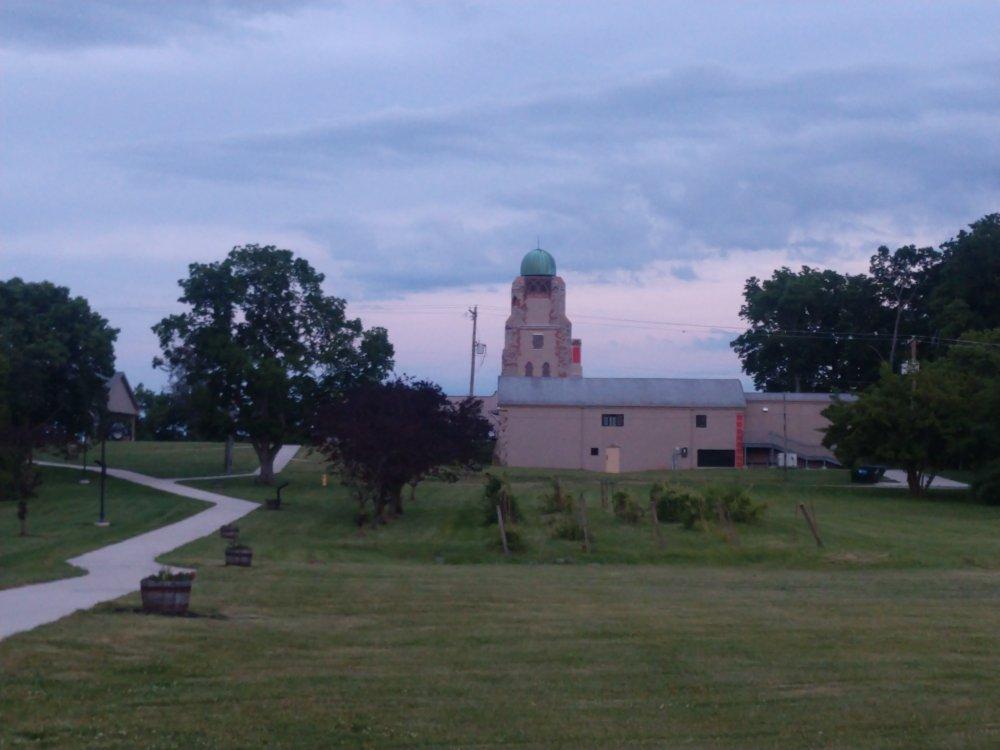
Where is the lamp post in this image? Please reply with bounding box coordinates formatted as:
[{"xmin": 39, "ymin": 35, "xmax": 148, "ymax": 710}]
[
  {"xmin": 94, "ymin": 414, "xmax": 109, "ymax": 527},
  {"xmin": 79, "ymin": 434, "xmax": 91, "ymax": 485}
]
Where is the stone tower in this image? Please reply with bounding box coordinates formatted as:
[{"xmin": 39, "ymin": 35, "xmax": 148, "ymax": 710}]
[{"xmin": 501, "ymin": 247, "xmax": 582, "ymax": 378}]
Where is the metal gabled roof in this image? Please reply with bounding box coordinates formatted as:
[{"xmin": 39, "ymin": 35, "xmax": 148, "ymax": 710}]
[{"xmin": 498, "ymin": 376, "xmax": 746, "ymax": 408}]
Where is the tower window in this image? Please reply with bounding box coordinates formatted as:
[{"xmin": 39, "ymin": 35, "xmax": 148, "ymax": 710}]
[
  {"xmin": 601, "ymin": 414, "xmax": 624, "ymax": 427},
  {"xmin": 542, "ymin": 362, "xmax": 551, "ymax": 377},
  {"xmin": 696, "ymin": 414, "xmax": 707, "ymax": 428},
  {"xmin": 532, "ymin": 334, "xmax": 544, "ymax": 349},
  {"xmin": 590, "ymin": 447, "xmax": 599, "ymax": 456},
  {"xmin": 524, "ymin": 362, "xmax": 534, "ymax": 377}
]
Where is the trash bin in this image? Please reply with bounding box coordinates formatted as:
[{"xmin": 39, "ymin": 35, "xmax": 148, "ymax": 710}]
[{"xmin": 851, "ymin": 465, "xmax": 886, "ymax": 484}]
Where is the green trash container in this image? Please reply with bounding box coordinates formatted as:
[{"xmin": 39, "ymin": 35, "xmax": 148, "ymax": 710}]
[{"xmin": 851, "ymin": 465, "xmax": 886, "ymax": 484}]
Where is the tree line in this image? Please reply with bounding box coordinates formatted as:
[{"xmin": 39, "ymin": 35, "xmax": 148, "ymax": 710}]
[
  {"xmin": 1, "ymin": 245, "xmax": 493, "ymax": 526},
  {"xmin": 732, "ymin": 213, "xmax": 1000, "ymax": 391}
]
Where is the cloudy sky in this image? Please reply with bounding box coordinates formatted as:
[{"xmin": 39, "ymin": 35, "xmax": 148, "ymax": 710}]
[{"xmin": 2, "ymin": 1, "xmax": 998, "ymax": 394}]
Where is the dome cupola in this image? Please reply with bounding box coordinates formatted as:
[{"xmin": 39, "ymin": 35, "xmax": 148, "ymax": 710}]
[{"xmin": 520, "ymin": 247, "xmax": 556, "ymax": 277}]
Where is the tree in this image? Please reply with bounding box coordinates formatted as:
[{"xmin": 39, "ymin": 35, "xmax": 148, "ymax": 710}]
[
  {"xmin": 868, "ymin": 244, "xmax": 940, "ymax": 371},
  {"xmin": 731, "ymin": 266, "xmax": 890, "ymax": 391},
  {"xmin": 154, "ymin": 245, "xmax": 393, "ymax": 483},
  {"xmin": 822, "ymin": 364, "xmax": 966, "ymax": 495},
  {"xmin": 134, "ymin": 383, "xmax": 193, "ymax": 441},
  {"xmin": 930, "ymin": 214, "xmax": 1000, "ymax": 338},
  {"xmin": 0, "ymin": 278, "xmax": 118, "ymax": 506},
  {"xmin": 314, "ymin": 378, "xmax": 492, "ymax": 523},
  {"xmin": 931, "ymin": 329, "xmax": 1000, "ymax": 483}
]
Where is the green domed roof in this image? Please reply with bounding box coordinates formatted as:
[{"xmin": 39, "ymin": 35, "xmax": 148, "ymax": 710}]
[{"xmin": 520, "ymin": 247, "xmax": 556, "ymax": 277}]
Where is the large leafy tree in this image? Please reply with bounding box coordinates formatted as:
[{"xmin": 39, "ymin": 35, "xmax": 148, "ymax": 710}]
[
  {"xmin": 731, "ymin": 266, "xmax": 890, "ymax": 392},
  {"xmin": 0, "ymin": 278, "xmax": 117, "ymax": 501},
  {"xmin": 822, "ymin": 364, "xmax": 966, "ymax": 495},
  {"xmin": 314, "ymin": 378, "xmax": 492, "ymax": 523},
  {"xmin": 931, "ymin": 329, "xmax": 1000, "ymax": 496},
  {"xmin": 930, "ymin": 214, "xmax": 1000, "ymax": 338},
  {"xmin": 868, "ymin": 244, "xmax": 940, "ymax": 370},
  {"xmin": 154, "ymin": 245, "xmax": 393, "ymax": 483}
]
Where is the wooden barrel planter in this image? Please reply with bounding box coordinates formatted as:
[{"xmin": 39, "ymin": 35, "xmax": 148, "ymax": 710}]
[
  {"xmin": 225, "ymin": 545, "xmax": 253, "ymax": 567},
  {"xmin": 140, "ymin": 573, "xmax": 195, "ymax": 615},
  {"xmin": 219, "ymin": 524, "xmax": 239, "ymax": 540}
]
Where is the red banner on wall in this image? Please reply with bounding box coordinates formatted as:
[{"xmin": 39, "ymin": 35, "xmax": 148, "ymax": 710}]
[{"xmin": 735, "ymin": 413, "xmax": 745, "ymax": 468}]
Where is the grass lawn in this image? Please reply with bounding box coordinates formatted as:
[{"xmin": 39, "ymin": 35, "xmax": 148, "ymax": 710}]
[
  {"xmin": 1, "ymin": 446, "xmax": 998, "ymax": 747},
  {"xmin": 39, "ymin": 440, "xmax": 261, "ymax": 478},
  {"xmin": 0, "ymin": 467, "xmax": 208, "ymax": 590}
]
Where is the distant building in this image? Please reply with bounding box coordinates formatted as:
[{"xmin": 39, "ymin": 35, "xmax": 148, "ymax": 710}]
[
  {"xmin": 105, "ymin": 371, "xmax": 139, "ymax": 441},
  {"xmin": 490, "ymin": 248, "xmax": 847, "ymax": 472}
]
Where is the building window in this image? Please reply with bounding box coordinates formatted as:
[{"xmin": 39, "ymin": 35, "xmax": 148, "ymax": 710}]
[
  {"xmin": 696, "ymin": 414, "xmax": 707, "ymax": 428},
  {"xmin": 524, "ymin": 362, "xmax": 534, "ymax": 377},
  {"xmin": 697, "ymin": 449, "xmax": 735, "ymax": 467},
  {"xmin": 542, "ymin": 362, "xmax": 551, "ymax": 377},
  {"xmin": 532, "ymin": 334, "xmax": 544, "ymax": 349},
  {"xmin": 601, "ymin": 413, "xmax": 624, "ymax": 427},
  {"xmin": 590, "ymin": 447, "xmax": 599, "ymax": 456}
]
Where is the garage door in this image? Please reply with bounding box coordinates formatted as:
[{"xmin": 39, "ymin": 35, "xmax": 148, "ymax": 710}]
[{"xmin": 697, "ymin": 449, "xmax": 736, "ymax": 468}]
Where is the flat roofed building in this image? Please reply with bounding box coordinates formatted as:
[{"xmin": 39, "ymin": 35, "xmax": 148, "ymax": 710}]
[{"xmin": 489, "ymin": 247, "xmax": 851, "ymax": 472}]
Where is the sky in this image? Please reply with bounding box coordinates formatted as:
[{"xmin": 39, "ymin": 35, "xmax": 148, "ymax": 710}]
[{"xmin": 2, "ymin": 1, "xmax": 998, "ymax": 394}]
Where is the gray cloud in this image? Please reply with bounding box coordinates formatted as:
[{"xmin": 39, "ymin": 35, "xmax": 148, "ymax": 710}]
[{"xmin": 0, "ymin": 0, "xmax": 319, "ymax": 49}]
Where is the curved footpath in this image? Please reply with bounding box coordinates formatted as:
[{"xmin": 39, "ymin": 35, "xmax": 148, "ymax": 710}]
[{"xmin": 0, "ymin": 445, "xmax": 299, "ymax": 642}]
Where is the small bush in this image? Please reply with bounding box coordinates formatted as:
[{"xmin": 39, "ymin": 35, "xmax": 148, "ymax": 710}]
[
  {"xmin": 482, "ymin": 473, "xmax": 521, "ymax": 525},
  {"xmin": 612, "ymin": 490, "xmax": 643, "ymax": 524},
  {"xmin": 972, "ymin": 460, "xmax": 1000, "ymax": 505},
  {"xmin": 702, "ymin": 484, "xmax": 767, "ymax": 524},
  {"xmin": 678, "ymin": 495, "xmax": 709, "ymax": 530},
  {"xmin": 538, "ymin": 477, "xmax": 571, "ymax": 515},
  {"xmin": 549, "ymin": 514, "xmax": 590, "ymax": 542},
  {"xmin": 650, "ymin": 482, "xmax": 702, "ymax": 524}
]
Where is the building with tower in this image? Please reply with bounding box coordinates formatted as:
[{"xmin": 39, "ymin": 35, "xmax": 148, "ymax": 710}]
[
  {"xmin": 492, "ymin": 247, "xmax": 848, "ymax": 473},
  {"xmin": 501, "ymin": 247, "xmax": 582, "ymax": 379}
]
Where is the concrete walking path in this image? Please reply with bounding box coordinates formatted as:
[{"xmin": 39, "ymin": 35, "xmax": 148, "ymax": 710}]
[
  {"xmin": 171, "ymin": 443, "xmax": 302, "ymax": 481},
  {"xmin": 877, "ymin": 469, "xmax": 969, "ymax": 490},
  {"xmin": 0, "ymin": 445, "xmax": 300, "ymax": 642}
]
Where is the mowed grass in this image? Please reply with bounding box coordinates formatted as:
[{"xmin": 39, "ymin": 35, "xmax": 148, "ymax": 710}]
[
  {"xmin": 39, "ymin": 440, "xmax": 260, "ymax": 478},
  {"xmin": 2, "ymin": 564, "xmax": 998, "ymax": 748},
  {"xmin": 2, "ymin": 445, "xmax": 999, "ymax": 747},
  {"xmin": 179, "ymin": 453, "xmax": 1000, "ymax": 570},
  {"xmin": 0, "ymin": 467, "xmax": 208, "ymax": 590}
]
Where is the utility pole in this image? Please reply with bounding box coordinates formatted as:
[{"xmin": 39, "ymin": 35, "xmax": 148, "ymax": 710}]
[
  {"xmin": 782, "ymin": 390, "xmax": 789, "ymax": 480},
  {"xmin": 468, "ymin": 305, "xmax": 478, "ymax": 397}
]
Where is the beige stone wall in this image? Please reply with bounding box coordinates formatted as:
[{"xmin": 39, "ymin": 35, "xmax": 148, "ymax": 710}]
[
  {"xmin": 499, "ymin": 405, "xmax": 742, "ymax": 471},
  {"xmin": 501, "ymin": 275, "xmax": 578, "ymax": 378}
]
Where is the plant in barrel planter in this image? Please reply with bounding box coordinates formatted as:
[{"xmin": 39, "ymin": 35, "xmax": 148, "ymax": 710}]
[
  {"xmin": 219, "ymin": 523, "xmax": 239, "ymax": 540},
  {"xmin": 140, "ymin": 569, "xmax": 195, "ymax": 615},
  {"xmin": 224, "ymin": 541, "xmax": 253, "ymax": 567}
]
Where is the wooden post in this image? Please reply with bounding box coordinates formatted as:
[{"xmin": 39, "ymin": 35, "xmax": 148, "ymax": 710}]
[
  {"xmin": 600, "ymin": 480, "xmax": 609, "ymax": 510},
  {"xmin": 715, "ymin": 502, "xmax": 739, "ymax": 546},
  {"xmin": 649, "ymin": 498, "xmax": 665, "ymax": 549},
  {"xmin": 578, "ymin": 493, "xmax": 591, "ymax": 553},
  {"xmin": 496, "ymin": 505, "xmax": 510, "ymax": 556},
  {"xmin": 797, "ymin": 503, "xmax": 823, "ymax": 547}
]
